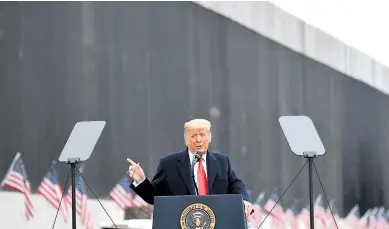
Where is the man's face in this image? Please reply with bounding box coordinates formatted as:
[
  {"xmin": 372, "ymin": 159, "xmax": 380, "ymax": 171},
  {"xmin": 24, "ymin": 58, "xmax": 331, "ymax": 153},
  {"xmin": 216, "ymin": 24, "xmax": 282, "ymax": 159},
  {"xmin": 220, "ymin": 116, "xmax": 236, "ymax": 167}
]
[{"xmin": 184, "ymin": 127, "xmax": 211, "ymax": 153}]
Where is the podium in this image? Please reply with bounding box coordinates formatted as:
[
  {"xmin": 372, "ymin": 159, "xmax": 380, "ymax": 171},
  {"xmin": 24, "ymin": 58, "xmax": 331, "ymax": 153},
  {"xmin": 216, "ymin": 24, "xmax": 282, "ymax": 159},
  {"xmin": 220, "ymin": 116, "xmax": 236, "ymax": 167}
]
[{"xmin": 152, "ymin": 194, "xmax": 247, "ymax": 229}]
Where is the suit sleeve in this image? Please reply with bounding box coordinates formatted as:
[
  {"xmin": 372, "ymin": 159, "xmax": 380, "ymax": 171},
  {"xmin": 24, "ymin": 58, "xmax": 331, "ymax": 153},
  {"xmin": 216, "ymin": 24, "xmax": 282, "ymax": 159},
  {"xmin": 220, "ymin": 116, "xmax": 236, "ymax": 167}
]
[
  {"xmin": 130, "ymin": 159, "xmax": 168, "ymax": 205},
  {"xmin": 227, "ymin": 156, "xmax": 251, "ymax": 202}
]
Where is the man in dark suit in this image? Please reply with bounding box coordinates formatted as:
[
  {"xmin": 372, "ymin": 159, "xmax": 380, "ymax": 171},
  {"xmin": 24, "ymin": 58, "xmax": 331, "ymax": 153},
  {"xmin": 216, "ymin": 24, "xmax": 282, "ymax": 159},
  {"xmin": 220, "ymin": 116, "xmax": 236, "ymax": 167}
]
[{"xmin": 127, "ymin": 118, "xmax": 253, "ymax": 217}]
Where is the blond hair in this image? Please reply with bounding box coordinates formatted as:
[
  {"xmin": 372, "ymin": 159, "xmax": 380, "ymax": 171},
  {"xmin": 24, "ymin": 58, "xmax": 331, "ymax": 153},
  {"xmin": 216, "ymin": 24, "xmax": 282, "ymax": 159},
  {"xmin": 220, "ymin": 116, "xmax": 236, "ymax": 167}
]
[{"xmin": 184, "ymin": 119, "xmax": 211, "ymax": 134}]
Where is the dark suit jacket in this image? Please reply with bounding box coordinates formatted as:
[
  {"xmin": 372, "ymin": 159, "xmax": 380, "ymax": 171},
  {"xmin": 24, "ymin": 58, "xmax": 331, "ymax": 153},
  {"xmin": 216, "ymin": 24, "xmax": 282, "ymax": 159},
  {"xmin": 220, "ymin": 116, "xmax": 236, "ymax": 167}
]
[{"xmin": 130, "ymin": 149, "xmax": 250, "ymax": 205}]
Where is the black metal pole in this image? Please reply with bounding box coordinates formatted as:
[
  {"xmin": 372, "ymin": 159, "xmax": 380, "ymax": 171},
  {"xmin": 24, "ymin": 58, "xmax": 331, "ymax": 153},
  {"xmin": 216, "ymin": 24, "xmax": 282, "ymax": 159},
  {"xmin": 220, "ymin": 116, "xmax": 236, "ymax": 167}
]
[
  {"xmin": 308, "ymin": 158, "xmax": 314, "ymax": 229},
  {"xmin": 71, "ymin": 163, "xmax": 76, "ymax": 229}
]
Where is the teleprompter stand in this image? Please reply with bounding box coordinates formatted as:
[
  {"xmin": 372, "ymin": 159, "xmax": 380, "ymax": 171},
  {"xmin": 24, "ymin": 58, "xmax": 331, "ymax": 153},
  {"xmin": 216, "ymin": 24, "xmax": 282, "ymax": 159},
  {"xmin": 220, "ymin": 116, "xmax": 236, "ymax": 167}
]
[
  {"xmin": 51, "ymin": 121, "xmax": 112, "ymax": 229},
  {"xmin": 67, "ymin": 158, "xmax": 80, "ymax": 229},
  {"xmin": 258, "ymin": 116, "xmax": 338, "ymax": 229},
  {"xmin": 304, "ymin": 151, "xmax": 318, "ymax": 229}
]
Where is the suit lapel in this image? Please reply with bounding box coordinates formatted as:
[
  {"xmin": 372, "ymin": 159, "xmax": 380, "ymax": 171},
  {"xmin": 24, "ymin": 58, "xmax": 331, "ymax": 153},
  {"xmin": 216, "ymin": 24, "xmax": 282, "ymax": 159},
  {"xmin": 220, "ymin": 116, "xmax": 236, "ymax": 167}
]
[
  {"xmin": 176, "ymin": 150, "xmax": 195, "ymax": 195},
  {"xmin": 206, "ymin": 151, "xmax": 218, "ymax": 194}
]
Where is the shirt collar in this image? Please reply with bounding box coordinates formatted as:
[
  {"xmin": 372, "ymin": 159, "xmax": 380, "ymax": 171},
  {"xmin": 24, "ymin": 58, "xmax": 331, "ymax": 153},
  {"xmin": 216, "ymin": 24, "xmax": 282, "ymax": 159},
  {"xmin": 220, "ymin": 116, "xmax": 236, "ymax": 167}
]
[{"xmin": 188, "ymin": 149, "xmax": 206, "ymax": 164}]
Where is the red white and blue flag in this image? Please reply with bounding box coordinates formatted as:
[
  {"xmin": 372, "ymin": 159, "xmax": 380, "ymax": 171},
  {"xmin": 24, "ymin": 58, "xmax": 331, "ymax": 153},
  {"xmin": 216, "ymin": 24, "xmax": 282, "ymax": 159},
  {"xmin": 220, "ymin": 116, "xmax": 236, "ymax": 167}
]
[
  {"xmin": 0, "ymin": 152, "xmax": 34, "ymax": 220},
  {"xmin": 37, "ymin": 162, "xmax": 68, "ymax": 222},
  {"xmin": 264, "ymin": 191, "xmax": 284, "ymax": 229},
  {"xmin": 109, "ymin": 175, "xmax": 135, "ymax": 209}
]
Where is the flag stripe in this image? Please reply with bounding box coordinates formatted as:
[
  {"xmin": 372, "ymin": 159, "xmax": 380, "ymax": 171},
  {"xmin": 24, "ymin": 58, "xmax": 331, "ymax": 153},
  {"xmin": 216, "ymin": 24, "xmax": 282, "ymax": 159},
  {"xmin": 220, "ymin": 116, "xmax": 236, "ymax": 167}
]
[{"xmin": 37, "ymin": 163, "xmax": 68, "ymax": 222}]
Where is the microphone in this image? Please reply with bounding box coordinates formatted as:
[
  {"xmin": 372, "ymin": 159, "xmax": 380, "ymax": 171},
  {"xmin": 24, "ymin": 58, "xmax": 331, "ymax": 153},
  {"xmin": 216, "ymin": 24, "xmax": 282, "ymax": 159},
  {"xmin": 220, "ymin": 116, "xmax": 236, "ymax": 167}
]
[
  {"xmin": 191, "ymin": 152, "xmax": 201, "ymax": 195},
  {"xmin": 193, "ymin": 152, "xmax": 201, "ymax": 164}
]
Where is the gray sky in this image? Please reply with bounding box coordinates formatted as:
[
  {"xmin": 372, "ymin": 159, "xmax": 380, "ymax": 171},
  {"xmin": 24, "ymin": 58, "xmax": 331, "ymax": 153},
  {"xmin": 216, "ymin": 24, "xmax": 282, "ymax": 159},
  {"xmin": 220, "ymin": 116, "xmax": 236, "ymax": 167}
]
[{"xmin": 270, "ymin": 0, "xmax": 389, "ymax": 67}]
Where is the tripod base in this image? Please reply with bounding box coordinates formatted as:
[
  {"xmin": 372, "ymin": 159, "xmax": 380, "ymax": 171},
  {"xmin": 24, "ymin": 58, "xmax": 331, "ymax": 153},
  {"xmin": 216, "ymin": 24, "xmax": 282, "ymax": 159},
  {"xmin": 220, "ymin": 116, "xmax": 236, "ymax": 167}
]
[{"xmin": 256, "ymin": 151, "xmax": 339, "ymax": 229}]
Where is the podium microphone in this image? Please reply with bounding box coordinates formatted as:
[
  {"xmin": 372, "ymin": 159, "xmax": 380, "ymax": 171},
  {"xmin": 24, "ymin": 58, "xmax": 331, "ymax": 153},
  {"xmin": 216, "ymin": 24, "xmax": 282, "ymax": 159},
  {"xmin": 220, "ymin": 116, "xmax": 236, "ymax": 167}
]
[{"xmin": 191, "ymin": 152, "xmax": 201, "ymax": 195}]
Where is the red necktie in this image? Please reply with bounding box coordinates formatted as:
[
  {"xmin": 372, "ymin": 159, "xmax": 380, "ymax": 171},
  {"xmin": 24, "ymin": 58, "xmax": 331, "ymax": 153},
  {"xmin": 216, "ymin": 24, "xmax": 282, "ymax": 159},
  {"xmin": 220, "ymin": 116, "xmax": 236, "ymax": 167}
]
[{"xmin": 197, "ymin": 158, "xmax": 208, "ymax": 195}]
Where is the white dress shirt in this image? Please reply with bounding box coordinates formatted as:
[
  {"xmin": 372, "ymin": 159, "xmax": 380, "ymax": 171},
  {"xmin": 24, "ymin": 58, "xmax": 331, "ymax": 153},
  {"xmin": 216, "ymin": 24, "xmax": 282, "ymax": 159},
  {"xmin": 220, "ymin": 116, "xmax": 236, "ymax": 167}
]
[{"xmin": 132, "ymin": 150, "xmax": 208, "ymax": 188}]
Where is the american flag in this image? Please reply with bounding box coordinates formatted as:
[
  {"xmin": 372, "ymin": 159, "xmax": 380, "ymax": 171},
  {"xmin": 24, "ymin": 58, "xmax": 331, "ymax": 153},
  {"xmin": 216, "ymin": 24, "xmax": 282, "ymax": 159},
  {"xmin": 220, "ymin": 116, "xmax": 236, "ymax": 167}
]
[
  {"xmin": 285, "ymin": 201, "xmax": 299, "ymax": 229},
  {"xmin": 254, "ymin": 191, "xmax": 266, "ymax": 209},
  {"xmin": 385, "ymin": 209, "xmax": 389, "ymax": 221},
  {"xmin": 66, "ymin": 170, "xmax": 92, "ymax": 229},
  {"xmin": 247, "ymin": 191, "xmax": 266, "ymax": 227},
  {"xmin": 129, "ymin": 186, "xmax": 153, "ymax": 216},
  {"xmin": 37, "ymin": 162, "xmax": 68, "ymax": 222},
  {"xmin": 368, "ymin": 208, "xmax": 379, "ymax": 229},
  {"xmin": 345, "ymin": 205, "xmax": 360, "ymax": 227},
  {"xmin": 264, "ymin": 191, "xmax": 284, "ymax": 229},
  {"xmin": 356, "ymin": 209, "xmax": 370, "ymax": 229},
  {"xmin": 346, "ymin": 205, "xmax": 372, "ymax": 229},
  {"xmin": 0, "ymin": 152, "xmax": 34, "ymax": 220},
  {"xmin": 313, "ymin": 195, "xmax": 327, "ymax": 228},
  {"xmin": 297, "ymin": 204, "xmax": 310, "ymax": 229},
  {"xmin": 327, "ymin": 200, "xmax": 340, "ymax": 229},
  {"xmin": 375, "ymin": 207, "xmax": 389, "ymax": 229},
  {"xmin": 131, "ymin": 188, "xmax": 148, "ymax": 207},
  {"xmin": 109, "ymin": 175, "xmax": 134, "ymax": 209}
]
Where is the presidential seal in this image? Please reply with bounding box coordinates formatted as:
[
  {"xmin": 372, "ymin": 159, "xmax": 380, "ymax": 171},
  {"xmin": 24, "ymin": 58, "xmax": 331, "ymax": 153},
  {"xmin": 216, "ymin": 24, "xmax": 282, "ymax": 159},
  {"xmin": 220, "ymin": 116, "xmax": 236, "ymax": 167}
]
[{"xmin": 180, "ymin": 203, "xmax": 216, "ymax": 229}]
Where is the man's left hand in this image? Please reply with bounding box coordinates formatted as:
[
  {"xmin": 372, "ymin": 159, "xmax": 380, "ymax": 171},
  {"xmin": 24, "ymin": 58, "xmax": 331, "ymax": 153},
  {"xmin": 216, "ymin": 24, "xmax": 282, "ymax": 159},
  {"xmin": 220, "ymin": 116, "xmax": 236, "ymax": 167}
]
[{"xmin": 243, "ymin": 200, "xmax": 253, "ymax": 218}]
